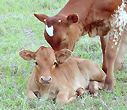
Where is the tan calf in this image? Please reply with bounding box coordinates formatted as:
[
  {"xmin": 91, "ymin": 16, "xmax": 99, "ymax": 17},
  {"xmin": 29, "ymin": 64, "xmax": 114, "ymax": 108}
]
[{"xmin": 19, "ymin": 46, "xmax": 106, "ymax": 105}]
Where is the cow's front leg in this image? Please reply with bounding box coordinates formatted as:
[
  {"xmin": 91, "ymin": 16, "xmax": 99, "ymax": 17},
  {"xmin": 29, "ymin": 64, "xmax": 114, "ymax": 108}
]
[
  {"xmin": 100, "ymin": 36, "xmax": 108, "ymax": 73},
  {"xmin": 114, "ymin": 24, "xmax": 127, "ymax": 72},
  {"xmin": 105, "ymin": 28, "xmax": 121, "ymax": 90}
]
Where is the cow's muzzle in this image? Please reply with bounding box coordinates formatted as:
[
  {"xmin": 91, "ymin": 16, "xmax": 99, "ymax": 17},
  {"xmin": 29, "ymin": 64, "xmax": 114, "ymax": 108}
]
[{"xmin": 39, "ymin": 76, "xmax": 52, "ymax": 85}]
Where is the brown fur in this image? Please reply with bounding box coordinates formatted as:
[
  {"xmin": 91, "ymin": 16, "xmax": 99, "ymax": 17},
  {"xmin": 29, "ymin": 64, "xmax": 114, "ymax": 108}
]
[
  {"xmin": 19, "ymin": 46, "xmax": 106, "ymax": 105},
  {"xmin": 34, "ymin": 0, "xmax": 127, "ymax": 90}
]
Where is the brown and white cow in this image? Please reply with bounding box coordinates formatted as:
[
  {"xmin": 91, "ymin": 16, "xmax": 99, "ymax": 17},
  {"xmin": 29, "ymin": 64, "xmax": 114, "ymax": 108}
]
[
  {"xmin": 34, "ymin": 0, "xmax": 127, "ymax": 90},
  {"xmin": 19, "ymin": 46, "xmax": 106, "ymax": 105}
]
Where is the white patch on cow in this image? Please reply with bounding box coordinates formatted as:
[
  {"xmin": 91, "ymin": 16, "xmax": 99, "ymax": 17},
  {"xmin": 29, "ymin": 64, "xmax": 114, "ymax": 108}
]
[
  {"xmin": 44, "ymin": 19, "xmax": 46, "ymax": 22},
  {"xmin": 111, "ymin": 1, "xmax": 127, "ymax": 35},
  {"xmin": 58, "ymin": 20, "xmax": 61, "ymax": 22},
  {"xmin": 115, "ymin": 42, "xmax": 117, "ymax": 45},
  {"xmin": 112, "ymin": 39, "xmax": 116, "ymax": 42},
  {"xmin": 107, "ymin": 1, "xmax": 127, "ymax": 47},
  {"xmin": 45, "ymin": 25, "xmax": 54, "ymax": 37},
  {"xmin": 112, "ymin": 39, "xmax": 118, "ymax": 45}
]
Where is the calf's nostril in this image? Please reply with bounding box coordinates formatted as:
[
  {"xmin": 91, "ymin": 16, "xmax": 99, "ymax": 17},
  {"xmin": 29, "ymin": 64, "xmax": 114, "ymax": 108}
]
[
  {"xmin": 48, "ymin": 77, "xmax": 51, "ymax": 81},
  {"xmin": 41, "ymin": 77, "xmax": 51, "ymax": 82},
  {"xmin": 41, "ymin": 78, "xmax": 44, "ymax": 81}
]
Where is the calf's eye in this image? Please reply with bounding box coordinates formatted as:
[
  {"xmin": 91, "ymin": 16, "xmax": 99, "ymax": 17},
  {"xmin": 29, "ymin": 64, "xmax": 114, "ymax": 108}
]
[
  {"xmin": 53, "ymin": 60, "xmax": 58, "ymax": 66},
  {"xmin": 35, "ymin": 62, "xmax": 38, "ymax": 65}
]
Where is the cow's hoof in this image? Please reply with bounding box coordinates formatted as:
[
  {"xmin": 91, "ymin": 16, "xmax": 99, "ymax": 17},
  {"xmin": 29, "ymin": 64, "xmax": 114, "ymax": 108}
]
[
  {"xmin": 104, "ymin": 84, "xmax": 113, "ymax": 90},
  {"xmin": 104, "ymin": 77, "xmax": 115, "ymax": 90}
]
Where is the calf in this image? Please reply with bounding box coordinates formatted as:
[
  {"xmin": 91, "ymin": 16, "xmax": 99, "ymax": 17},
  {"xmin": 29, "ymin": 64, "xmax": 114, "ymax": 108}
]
[
  {"xmin": 19, "ymin": 46, "xmax": 106, "ymax": 105},
  {"xmin": 34, "ymin": 0, "xmax": 127, "ymax": 90}
]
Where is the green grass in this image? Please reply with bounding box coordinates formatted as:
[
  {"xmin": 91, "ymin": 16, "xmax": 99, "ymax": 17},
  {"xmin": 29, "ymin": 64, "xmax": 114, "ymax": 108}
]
[{"xmin": 0, "ymin": 0, "xmax": 127, "ymax": 109}]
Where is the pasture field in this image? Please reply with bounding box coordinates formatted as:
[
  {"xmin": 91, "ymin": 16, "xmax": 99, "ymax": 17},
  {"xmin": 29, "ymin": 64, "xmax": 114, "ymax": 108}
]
[{"xmin": 0, "ymin": 0, "xmax": 127, "ymax": 109}]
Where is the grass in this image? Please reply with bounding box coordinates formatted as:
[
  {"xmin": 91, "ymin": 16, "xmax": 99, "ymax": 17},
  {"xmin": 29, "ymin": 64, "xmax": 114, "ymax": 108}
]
[{"xmin": 0, "ymin": 0, "xmax": 127, "ymax": 109}]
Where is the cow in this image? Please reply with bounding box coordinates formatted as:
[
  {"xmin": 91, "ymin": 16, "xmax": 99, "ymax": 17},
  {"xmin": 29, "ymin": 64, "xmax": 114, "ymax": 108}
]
[
  {"xmin": 19, "ymin": 46, "xmax": 106, "ymax": 105},
  {"xmin": 33, "ymin": 0, "xmax": 127, "ymax": 90}
]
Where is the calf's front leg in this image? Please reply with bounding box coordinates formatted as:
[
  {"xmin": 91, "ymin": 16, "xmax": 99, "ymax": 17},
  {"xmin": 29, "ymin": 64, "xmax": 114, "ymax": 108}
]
[
  {"xmin": 55, "ymin": 89, "xmax": 77, "ymax": 105},
  {"xmin": 88, "ymin": 81, "xmax": 104, "ymax": 96},
  {"xmin": 26, "ymin": 89, "xmax": 37, "ymax": 99}
]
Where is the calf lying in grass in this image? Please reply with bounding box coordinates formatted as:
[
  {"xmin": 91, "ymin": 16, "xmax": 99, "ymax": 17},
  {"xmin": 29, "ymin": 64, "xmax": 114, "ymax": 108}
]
[{"xmin": 19, "ymin": 46, "xmax": 106, "ymax": 105}]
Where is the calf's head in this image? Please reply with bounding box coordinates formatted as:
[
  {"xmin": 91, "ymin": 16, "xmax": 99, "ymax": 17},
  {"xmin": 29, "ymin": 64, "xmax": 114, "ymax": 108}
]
[
  {"xmin": 34, "ymin": 13, "xmax": 80, "ymax": 51},
  {"xmin": 19, "ymin": 46, "xmax": 71, "ymax": 85}
]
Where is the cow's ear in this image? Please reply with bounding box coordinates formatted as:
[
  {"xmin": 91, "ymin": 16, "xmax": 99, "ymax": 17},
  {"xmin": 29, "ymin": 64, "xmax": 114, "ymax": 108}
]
[
  {"xmin": 55, "ymin": 49, "xmax": 72, "ymax": 64},
  {"xmin": 19, "ymin": 50, "xmax": 35, "ymax": 61},
  {"xmin": 34, "ymin": 13, "xmax": 49, "ymax": 24},
  {"xmin": 67, "ymin": 13, "xmax": 79, "ymax": 25}
]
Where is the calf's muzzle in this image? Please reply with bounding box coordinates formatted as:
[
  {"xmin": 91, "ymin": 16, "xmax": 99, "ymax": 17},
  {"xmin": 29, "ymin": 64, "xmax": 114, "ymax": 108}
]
[{"xmin": 39, "ymin": 76, "xmax": 52, "ymax": 85}]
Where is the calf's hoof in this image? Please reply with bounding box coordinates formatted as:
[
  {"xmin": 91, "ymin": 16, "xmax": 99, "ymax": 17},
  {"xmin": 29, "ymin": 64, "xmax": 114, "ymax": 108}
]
[{"xmin": 76, "ymin": 87, "xmax": 88, "ymax": 98}]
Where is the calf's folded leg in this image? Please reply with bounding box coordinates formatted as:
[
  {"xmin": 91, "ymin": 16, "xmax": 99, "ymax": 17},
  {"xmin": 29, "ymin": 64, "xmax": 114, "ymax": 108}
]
[
  {"xmin": 88, "ymin": 81, "xmax": 104, "ymax": 96},
  {"xmin": 26, "ymin": 89, "xmax": 37, "ymax": 99},
  {"xmin": 55, "ymin": 89, "xmax": 77, "ymax": 105}
]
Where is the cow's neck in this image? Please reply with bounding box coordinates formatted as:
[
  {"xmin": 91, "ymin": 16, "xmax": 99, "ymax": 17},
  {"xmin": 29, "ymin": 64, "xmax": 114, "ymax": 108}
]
[
  {"xmin": 58, "ymin": 0, "xmax": 94, "ymax": 36},
  {"xmin": 58, "ymin": 0, "xmax": 122, "ymax": 37}
]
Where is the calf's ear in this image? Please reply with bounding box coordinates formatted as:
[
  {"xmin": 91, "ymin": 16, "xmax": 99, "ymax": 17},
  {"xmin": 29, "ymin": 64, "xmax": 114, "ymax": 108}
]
[
  {"xmin": 34, "ymin": 13, "xmax": 49, "ymax": 24},
  {"xmin": 55, "ymin": 49, "xmax": 72, "ymax": 64},
  {"xmin": 19, "ymin": 50, "xmax": 35, "ymax": 61},
  {"xmin": 67, "ymin": 13, "xmax": 79, "ymax": 25}
]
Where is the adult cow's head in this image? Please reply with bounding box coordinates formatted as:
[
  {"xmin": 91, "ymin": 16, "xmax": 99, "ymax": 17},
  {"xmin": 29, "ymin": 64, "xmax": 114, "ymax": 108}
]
[
  {"xmin": 34, "ymin": 13, "xmax": 80, "ymax": 51},
  {"xmin": 19, "ymin": 46, "xmax": 72, "ymax": 85}
]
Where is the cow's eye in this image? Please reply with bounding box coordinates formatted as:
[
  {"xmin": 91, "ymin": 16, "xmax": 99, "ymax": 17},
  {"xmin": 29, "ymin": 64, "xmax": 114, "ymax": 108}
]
[
  {"xmin": 62, "ymin": 38, "xmax": 66, "ymax": 42},
  {"xmin": 35, "ymin": 62, "xmax": 38, "ymax": 65},
  {"xmin": 61, "ymin": 37, "xmax": 66, "ymax": 44}
]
